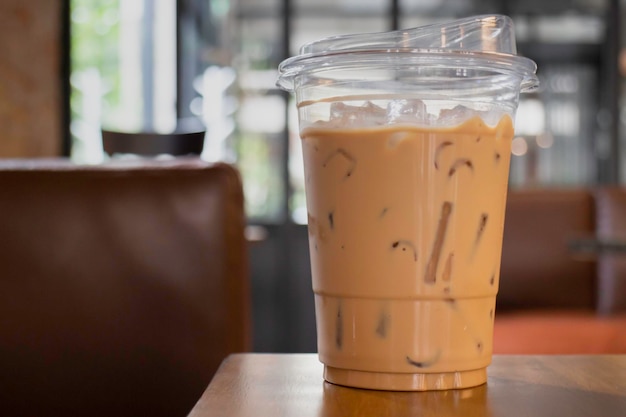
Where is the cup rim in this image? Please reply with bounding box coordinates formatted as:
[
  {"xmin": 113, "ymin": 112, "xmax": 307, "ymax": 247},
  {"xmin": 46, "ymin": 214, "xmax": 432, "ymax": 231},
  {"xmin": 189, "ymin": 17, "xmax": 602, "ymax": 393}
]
[
  {"xmin": 277, "ymin": 49, "xmax": 539, "ymax": 93},
  {"xmin": 276, "ymin": 15, "xmax": 539, "ymax": 94}
]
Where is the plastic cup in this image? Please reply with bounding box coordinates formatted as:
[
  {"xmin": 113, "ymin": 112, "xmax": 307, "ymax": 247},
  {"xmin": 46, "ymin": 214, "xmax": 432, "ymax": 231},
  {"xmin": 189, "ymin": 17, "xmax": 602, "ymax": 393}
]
[{"xmin": 277, "ymin": 15, "xmax": 538, "ymax": 391}]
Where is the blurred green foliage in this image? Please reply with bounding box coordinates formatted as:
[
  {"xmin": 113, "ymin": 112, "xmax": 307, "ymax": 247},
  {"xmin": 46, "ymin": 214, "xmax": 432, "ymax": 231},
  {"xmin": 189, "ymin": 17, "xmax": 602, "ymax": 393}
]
[{"xmin": 70, "ymin": 0, "xmax": 121, "ymax": 123}]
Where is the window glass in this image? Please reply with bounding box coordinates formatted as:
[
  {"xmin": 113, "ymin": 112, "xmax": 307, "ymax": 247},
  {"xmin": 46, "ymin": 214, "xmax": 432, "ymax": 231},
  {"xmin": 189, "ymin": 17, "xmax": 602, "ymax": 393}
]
[
  {"xmin": 511, "ymin": 66, "xmax": 596, "ymax": 187},
  {"xmin": 70, "ymin": 0, "xmax": 176, "ymax": 163},
  {"xmin": 234, "ymin": 0, "xmax": 286, "ymax": 221}
]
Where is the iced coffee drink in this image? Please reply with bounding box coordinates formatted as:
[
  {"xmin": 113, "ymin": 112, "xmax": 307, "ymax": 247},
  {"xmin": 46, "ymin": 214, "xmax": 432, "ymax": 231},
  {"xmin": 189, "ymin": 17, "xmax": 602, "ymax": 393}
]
[
  {"xmin": 302, "ymin": 99, "xmax": 513, "ymax": 389},
  {"xmin": 278, "ymin": 15, "xmax": 538, "ymax": 390}
]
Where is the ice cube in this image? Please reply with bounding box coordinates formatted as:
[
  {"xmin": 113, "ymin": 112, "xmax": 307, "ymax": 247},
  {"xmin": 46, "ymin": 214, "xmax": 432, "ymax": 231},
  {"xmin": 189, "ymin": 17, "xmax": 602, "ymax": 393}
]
[
  {"xmin": 387, "ymin": 132, "xmax": 409, "ymax": 148},
  {"xmin": 386, "ymin": 99, "xmax": 430, "ymax": 125},
  {"xmin": 329, "ymin": 101, "xmax": 387, "ymax": 127},
  {"xmin": 438, "ymin": 105, "xmax": 481, "ymax": 126},
  {"xmin": 329, "ymin": 102, "xmax": 350, "ymax": 121}
]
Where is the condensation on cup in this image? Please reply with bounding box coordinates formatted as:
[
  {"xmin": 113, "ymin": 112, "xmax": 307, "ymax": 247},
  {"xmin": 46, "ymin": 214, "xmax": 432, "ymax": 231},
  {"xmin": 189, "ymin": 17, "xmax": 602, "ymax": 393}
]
[{"xmin": 277, "ymin": 15, "xmax": 538, "ymax": 391}]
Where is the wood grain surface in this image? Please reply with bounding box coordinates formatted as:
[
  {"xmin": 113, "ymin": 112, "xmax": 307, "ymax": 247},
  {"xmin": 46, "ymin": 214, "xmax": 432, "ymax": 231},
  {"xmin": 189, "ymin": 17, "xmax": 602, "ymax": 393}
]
[{"xmin": 188, "ymin": 354, "xmax": 626, "ymax": 417}]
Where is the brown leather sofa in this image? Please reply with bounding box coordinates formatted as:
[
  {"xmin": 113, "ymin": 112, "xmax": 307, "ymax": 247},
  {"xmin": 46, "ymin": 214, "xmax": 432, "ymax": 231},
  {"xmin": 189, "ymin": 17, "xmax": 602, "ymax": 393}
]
[
  {"xmin": 495, "ymin": 188, "xmax": 626, "ymax": 353},
  {"xmin": 0, "ymin": 159, "xmax": 250, "ymax": 416}
]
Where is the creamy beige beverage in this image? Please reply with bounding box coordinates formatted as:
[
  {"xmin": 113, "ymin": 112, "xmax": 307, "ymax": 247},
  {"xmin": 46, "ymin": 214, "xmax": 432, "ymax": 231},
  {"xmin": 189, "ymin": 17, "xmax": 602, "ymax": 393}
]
[
  {"xmin": 301, "ymin": 109, "xmax": 514, "ymax": 390},
  {"xmin": 277, "ymin": 14, "xmax": 538, "ymax": 391}
]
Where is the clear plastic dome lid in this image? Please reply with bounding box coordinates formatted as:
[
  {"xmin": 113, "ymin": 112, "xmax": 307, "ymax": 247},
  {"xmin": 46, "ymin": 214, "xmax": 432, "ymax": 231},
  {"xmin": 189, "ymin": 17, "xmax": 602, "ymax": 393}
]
[{"xmin": 277, "ymin": 15, "xmax": 538, "ymax": 93}]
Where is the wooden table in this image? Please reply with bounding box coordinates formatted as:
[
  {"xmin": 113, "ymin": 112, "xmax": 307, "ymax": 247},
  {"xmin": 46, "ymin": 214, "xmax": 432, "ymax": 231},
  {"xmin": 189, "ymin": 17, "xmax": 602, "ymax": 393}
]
[{"xmin": 189, "ymin": 354, "xmax": 626, "ymax": 417}]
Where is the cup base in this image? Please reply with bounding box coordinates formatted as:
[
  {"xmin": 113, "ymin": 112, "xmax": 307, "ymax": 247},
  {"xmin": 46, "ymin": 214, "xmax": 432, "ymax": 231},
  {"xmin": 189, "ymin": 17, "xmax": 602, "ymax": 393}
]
[{"xmin": 324, "ymin": 365, "xmax": 487, "ymax": 391}]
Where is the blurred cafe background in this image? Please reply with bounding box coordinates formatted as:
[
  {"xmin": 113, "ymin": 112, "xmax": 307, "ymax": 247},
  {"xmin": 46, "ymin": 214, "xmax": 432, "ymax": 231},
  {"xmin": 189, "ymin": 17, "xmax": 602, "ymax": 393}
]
[{"xmin": 1, "ymin": 0, "xmax": 625, "ymax": 355}]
